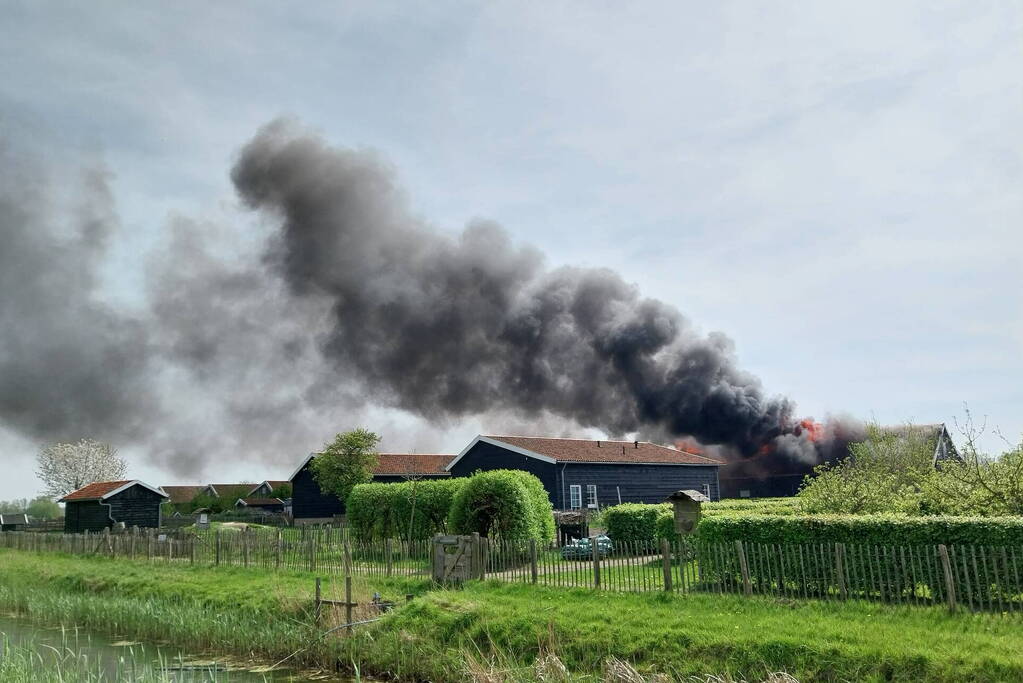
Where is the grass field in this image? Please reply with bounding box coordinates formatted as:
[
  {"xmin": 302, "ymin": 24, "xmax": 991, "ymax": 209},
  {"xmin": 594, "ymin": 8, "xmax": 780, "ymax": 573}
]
[{"xmin": 0, "ymin": 549, "xmax": 1021, "ymax": 681}]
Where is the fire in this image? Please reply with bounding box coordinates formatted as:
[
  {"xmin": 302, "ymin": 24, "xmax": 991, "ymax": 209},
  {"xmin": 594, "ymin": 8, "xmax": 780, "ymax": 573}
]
[
  {"xmin": 795, "ymin": 419, "xmax": 824, "ymax": 442},
  {"xmin": 674, "ymin": 439, "xmax": 704, "ymax": 455}
]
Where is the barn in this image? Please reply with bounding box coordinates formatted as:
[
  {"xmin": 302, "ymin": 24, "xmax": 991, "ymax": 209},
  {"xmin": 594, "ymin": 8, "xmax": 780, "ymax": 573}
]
[
  {"xmin": 235, "ymin": 497, "xmax": 286, "ymax": 513},
  {"xmin": 59, "ymin": 480, "xmax": 168, "ymax": 533},
  {"xmin": 447, "ymin": 436, "xmax": 722, "ymax": 509},
  {"xmin": 290, "ymin": 453, "xmax": 454, "ymax": 523},
  {"xmin": 718, "ymin": 422, "xmax": 961, "ymax": 499},
  {"xmin": 0, "ymin": 513, "xmax": 29, "ymax": 531}
]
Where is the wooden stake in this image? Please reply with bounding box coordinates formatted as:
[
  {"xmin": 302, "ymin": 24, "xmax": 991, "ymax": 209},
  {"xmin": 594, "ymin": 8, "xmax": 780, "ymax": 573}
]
[
  {"xmin": 529, "ymin": 539, "xmax": 538, "ymax": 584},
  {"xmin": 938, "ymin": 544, "xmax": 957, "ymax": 612},
  {"xmin": 592, "ymin": 536, "xmax": 601, "ymax": 589},
  {"xmin": 345, "ymin": 575, "xmax": 353, "ymax": 626},
  {"xmin": 661, "ymin": 538, "xmax": 673, "ymax": 592},
  {"xmin": 736, "ymin": 540, "xmax": 752, "ymax": 595},
  {"xmin": 835, "ymin": 543, "xmax": 847, "ymax": 599},
  {"xmin": 315, "ymin": 577, "xmax": 322, "ymax": 623}
]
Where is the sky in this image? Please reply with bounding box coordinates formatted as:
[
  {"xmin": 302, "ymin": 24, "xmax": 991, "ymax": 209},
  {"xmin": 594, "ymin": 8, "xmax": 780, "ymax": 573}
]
[{"xmin": 1, "ymin": 1, "xmax": 1020, "ymax": 500}]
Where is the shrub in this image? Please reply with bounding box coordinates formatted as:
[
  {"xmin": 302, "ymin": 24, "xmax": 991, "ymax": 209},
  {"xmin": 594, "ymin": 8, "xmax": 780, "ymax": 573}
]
[
  {"xmin": 347, "ymin": 479, "xmax": 465, "ymax": 541},
  {"xmin": 448, "ymin": 470, "xmax": 555, "ymax": 544},
  {"xmin": 602, "ymin": 503, "xmax": 669, "ymax": 543},
  {"xmin": 703, "ymin": 497, "xmax": 802, "ymax": 516}
]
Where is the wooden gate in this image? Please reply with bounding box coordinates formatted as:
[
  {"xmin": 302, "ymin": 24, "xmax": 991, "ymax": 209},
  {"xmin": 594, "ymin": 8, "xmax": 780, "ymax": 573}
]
[{"xmin": 432, "ymin": 533, "xmax": 484, "ymax": 584}]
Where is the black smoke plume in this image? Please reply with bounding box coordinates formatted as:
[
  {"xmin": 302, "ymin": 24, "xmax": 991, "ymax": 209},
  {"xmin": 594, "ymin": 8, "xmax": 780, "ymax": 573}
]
[{"xmin": 0, "ymin": 119, "xmax": 848, "ymax": 475}]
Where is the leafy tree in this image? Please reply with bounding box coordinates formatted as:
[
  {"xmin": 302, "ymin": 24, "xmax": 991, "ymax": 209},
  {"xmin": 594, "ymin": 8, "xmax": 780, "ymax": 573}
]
[
  {"xmin": 190, "ymin": 492, "xmax": 231, "ymax": 514},
  {"xmin": 26, "ymin": 496, "xmax": 60, "ymax": 520},
  {"xmin": 309, "ymin": 428, "xmax": 380, "ymax": 503},
  {"xmin": 0, "ymin": 498, "xmax": 29, "ymax": 514},
  {"xmin": 448, "ymin": 470, "xmax": 555, "ymax": 543},
  {"xmin": 921, "ymin": 410, "xmax": 1023, "ymax": 516},
  {"xmin": 269, "ymin": 483, "xmax": 293, "ymax": 499},
  {"xmin": 798, "ymin": 423, "xmax": 936, "ymax": 515},
  {"xmin": 36, "ymin": 439, "xmax": 127, "ymax": 498}
]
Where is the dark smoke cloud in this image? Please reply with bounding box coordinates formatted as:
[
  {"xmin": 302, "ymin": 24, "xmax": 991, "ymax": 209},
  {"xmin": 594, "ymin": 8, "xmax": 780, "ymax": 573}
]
[
  {"xmin": 231, "ymin": 120, "xmax": 803, "ymax": 456},
  {"xmin": 0, "ymin": 119, "xmax": 841, "ymax": 477},
  {"xmin": 0, "ymin": 148, "xmax": 154, "ymax": 443}
]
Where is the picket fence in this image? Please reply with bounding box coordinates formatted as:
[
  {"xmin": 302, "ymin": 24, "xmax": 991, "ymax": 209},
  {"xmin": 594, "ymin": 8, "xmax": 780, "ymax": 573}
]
[{"xmin": 2, "ymin": 528, "xmax": 1020, "ymax": 613}]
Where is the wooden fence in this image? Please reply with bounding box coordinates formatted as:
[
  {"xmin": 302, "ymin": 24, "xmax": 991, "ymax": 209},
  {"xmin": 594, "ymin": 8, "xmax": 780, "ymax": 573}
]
[{"xmin": 2, "ymin": 529, "xmax": 1020, "ymax": 613}]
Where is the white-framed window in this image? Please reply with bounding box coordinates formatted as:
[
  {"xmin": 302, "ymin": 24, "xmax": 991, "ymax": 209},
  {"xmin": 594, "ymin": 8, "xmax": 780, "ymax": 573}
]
[
  {"xmin": 586, "ymin": 485, "xmax": 598, "ymax": 508},
  {"xmin": 569, "ymin": 484, "xmax": 582, "ymax": 509}
]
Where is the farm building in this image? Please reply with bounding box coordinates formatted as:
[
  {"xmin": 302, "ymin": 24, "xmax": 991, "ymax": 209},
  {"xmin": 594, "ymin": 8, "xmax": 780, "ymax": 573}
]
[
  {"xmin": 160, "ymin": 485, "xmax": 207, "ymax": 506},
  {"xmin": 235, "ymin": 497, "xmax": 286, "ymax": 513},
  {"xmin": 290, "ymin": 453, "xmax": 455, "ymax": 523},
  {"xmin": 248, "ymin": 480, "xmax": 291, "ymax": 497},
  {"xmin": 59, "ymin": 480, "xmax": 168, "ymax": 533},
  {"xmin": 447, "ymin": 436, "xmax": 722, "ymax": 509},
  {"xmin": 718, "ymin": 422, "xmax": 961, "ymax": 499},
  {"xmin": 0, "ymin": 513, "xmax": 30, "ymax": 531}
]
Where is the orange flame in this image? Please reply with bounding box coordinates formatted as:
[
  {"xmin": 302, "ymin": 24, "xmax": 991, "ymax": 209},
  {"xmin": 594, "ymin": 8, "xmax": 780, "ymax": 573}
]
[{"xmin": 674, "ymin": 439, "xmax": 704, "ymax": 455}]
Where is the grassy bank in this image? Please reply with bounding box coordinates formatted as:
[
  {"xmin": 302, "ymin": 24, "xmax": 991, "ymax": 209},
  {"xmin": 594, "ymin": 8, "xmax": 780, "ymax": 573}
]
[{"xmin": 1, "ymin": 550, "xmax": 1021, "ymax": 681}]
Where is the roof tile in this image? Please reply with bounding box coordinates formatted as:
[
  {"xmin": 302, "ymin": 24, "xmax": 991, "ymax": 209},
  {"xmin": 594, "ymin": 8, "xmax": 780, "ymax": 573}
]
[{"xmin": 483, "ymin": 436, "xmax": 722, "ymax": 465}]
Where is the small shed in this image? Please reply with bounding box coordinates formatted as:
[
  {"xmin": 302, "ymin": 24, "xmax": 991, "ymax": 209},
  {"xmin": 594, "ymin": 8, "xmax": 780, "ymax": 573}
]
[
  {"xmin": 60, "ymin": 480, "xmax": 168, "ymax": 534},
  {"xmin": 236, "ymin": 497, "xmax": 285, "ymax": 513},
  {"xmin": 0, "ymin": 513, "xmax": 30, "ymax": 531},
  {"xmin": 666, "ymin": 489, "xmax": 710, "ymax": 535}
]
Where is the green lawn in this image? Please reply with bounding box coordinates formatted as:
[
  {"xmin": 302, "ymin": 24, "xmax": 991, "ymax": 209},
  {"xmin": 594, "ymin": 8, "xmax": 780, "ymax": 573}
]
[{"xmin": 0, "ymin": 549, "xmax": 1021, "ymax": 682}]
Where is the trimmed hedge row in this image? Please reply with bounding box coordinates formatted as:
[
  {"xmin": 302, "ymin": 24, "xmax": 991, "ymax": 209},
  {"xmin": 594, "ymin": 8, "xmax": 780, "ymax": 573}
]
[
  {"xmin": 697, "ymin": 514, "xmax": 1023, "ymax": 546},
  {"xmin": 703, "ymin": 497, "xmax": 802, "ymax": 516},
  {"xmin": 448, "ymin": 470, "xmax": 556, "ymax": 544},
  {"xmin": 602, "ymin": 503, "xmax": 683, "ymax": 543},
  {"xmin": 347, "ymin": 479, "xmax": 465, "ymax": 541}
]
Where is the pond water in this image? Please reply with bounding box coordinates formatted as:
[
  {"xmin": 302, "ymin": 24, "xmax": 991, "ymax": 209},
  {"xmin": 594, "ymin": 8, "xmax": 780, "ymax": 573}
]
[{"xmin": 0, "ymin": 615, "xmax": 332, "ymax": 681}]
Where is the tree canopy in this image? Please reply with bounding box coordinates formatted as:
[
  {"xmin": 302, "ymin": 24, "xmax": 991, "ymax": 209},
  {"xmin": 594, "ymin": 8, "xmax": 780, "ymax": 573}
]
[
  {"xmin": 309, "ymin": 428, "xmax": 381, "ymax": 503},
  {"xmin": 36, "ymin": 439, "xmax": 127, "ymax": 498}
]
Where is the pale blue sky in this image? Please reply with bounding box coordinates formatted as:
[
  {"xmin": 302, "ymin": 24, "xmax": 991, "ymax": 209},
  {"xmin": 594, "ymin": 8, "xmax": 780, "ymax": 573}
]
[{"xmin": 1, "ymin": 1, "xmax": 1020, "ymax": 498}]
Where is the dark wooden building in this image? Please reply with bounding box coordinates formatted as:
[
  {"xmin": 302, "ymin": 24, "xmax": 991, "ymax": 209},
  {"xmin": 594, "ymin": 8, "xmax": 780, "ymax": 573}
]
[
  {"xmin": 0, "ymin": 513, "xmax": 30, "ymax": 531},
  {"xmin": 447, "ymin": 436, "xmax": 722, "ymax": 509},
  {"xmin": 718, "ymin": 423, "xmax": 961, "ymax": 499},
  {"xmin": 60, "ymin": 480, "xmax": 168, "ymax": 533},
  {"xmin": 235, "ymin": 497, "xmax": 286, "ymax": 513},
  {"xmin": 290, "ymin": 453, "xmax": 455, "ymax": 523}
]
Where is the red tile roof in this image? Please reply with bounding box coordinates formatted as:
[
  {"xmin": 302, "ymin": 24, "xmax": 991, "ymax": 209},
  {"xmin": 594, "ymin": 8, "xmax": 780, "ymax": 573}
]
[
  {"xmin": 237, "ymin": 497, "xmax": 284, "ymax": 506},
  {"xmin": 482, "ymin": 436, "xmax": 722, "ymax": 465},
  {"xmin": 208, "ymin": 484, "xmax": 258, "ymax": 499},
  {"xmin": 161, "ymin": 485, "xmax": 207, "ymax": 504},
  {"xmin": 374, "ymin": 454, "xmax": 454, "ymax": 475},
  {"xmin": 61, "ymin": 480, "xmax": 145, "ymax": 502}
]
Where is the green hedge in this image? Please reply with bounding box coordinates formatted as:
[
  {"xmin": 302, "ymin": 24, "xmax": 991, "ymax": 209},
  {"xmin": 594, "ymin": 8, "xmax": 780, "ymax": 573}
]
[
  {"xmin": 703, "ymin": 497, "xmax": 802, "ymax": 516},
  {"xmin": 602, "ymin": 503, "xmax": 669, "ymax": 543},
  {"xmin": 346, "ymin": 479, "xmax": 465, "ymax": 541},
  {"xmin": 448, "ymin": 470, "xmax": 555, "ymax": 544},
  {"xmin": 697, "ymin": 514, "xmax": 1023, "ymax": 546},
  {"xmin": 697, "ymin": 514, "xmax": 1023, "ymax": 604}
]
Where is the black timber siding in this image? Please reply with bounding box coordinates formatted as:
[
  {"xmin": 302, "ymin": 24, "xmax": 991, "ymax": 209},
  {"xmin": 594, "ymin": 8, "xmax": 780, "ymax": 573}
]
[
  {"xmin": 63, "ymin": 484, "xmax": 164, "ymax": 533},
  {"xmin": 561, "ymin": 463, "xmax": 720, "ymax": 508},
  {"xmin": 291, "ymin": 459, "xmax": 451, "ymax": 520},
  {"xmin": 64, "ymin": 500, "xmax": 111, "ymax": 533},
  {"xmin": 447, "ymin": 441, "xmax": 558, "ymax": 504},
  {"xmin": 106, "ymin": 485, "xmax": 164, "ymax": 528},
  {"xmin": 292, "ymin": 462, "xmax": 344, "ymax": 519}
]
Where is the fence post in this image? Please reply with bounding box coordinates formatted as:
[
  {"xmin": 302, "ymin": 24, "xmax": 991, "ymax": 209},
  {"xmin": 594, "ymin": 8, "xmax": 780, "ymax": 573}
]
[
  {"xmin": 275, "ymin": 529, "xmax": 283, "ymax": 570},
  {"xmin": 308, "ymin": 529, "xmax": 316, "ymax": 573},
  {"xmin": 735, "ymin": 540, "xmax": 752, "ymax": 596},
  {"xmin": 314, "ymin": 577, "xmax": 322, "ymax": 623},
  {"xmin": 214, "ymin": 530, "xmax": 221, "ymax": 566},
  {"xmin": 938, "ymin": 544, "xmax": 957, "ymax": 612},
  {"xmin": 343, "ymin": 539, "xmax": 353, "ymax": 576},
  {"xmin": 345, "ymin": 574, "xmax": 354, "ymax": 626},
  {"xmin": 243, "ymin": 530, "xmax": 250, "ymax": 568},
  {"xmin": 661, "ymin": 538, "xmax": 673, "ymax": 592},
  {"xmin": 834, "ymin": 543, "xmax": 847, "ymax": 599},
  {"xmin": 529, "ymin": 539, "xmax": 538, "ymax": 584},
  {"xmin": 592, "ymin": 536, "xmax": 601, "ymax": 589},
  {"xmin": 386, "ymin": 538, "xmax": 394, "ymax": 577}
]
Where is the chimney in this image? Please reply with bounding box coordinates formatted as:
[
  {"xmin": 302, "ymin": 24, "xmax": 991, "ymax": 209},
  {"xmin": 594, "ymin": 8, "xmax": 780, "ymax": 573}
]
[
  {"xmin": 634, "ymin": 440, "xmax": 639, "ymax": 449},
  {"xmin": 622, "ymin": 445, "xmax": 626, "ymax": 455},
  {"xmin": 597, "ymin": 440, "xmax": 601, "ymax": 447}
]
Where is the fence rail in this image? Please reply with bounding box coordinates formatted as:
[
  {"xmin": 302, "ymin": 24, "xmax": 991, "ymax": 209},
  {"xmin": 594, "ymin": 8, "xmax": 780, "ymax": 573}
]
[{"xmin": 2, "ymin": 529, "xmax": 1020, "ymax": 613}]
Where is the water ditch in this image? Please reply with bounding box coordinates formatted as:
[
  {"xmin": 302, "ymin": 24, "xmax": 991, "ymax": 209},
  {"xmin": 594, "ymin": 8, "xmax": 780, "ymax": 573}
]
[{"xmin": 0, "ymin": 614, "xmax": 340, "ymax": 681}]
